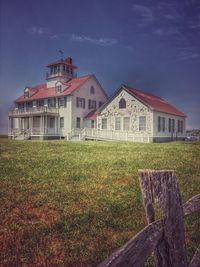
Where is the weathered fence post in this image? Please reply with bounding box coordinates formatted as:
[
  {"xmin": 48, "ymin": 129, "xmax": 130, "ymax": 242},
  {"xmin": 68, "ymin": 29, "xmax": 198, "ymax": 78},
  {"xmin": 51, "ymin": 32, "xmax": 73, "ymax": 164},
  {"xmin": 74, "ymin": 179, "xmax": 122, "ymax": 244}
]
[{"xmin": 138, "ymin": 170, "xmax": 187, "ymax": 267}]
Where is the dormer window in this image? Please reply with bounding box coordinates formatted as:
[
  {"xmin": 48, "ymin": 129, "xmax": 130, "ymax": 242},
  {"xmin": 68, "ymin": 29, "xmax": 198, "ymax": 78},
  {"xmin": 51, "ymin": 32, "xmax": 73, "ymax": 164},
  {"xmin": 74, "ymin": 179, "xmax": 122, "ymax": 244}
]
[
  {"xmin": 90, "ymin": 86, "xmax": 95, "ymax": 94},
  {"xmin": 55, "ymin": 82, "xmax": 63, "ymax": 93},
  {"xmin": 119, "ymin": 98, "xmax": 126, "ymax": 109},
  {"xmin": 24, "ymin": 87, "xmax": 30, "ymax": 98}
]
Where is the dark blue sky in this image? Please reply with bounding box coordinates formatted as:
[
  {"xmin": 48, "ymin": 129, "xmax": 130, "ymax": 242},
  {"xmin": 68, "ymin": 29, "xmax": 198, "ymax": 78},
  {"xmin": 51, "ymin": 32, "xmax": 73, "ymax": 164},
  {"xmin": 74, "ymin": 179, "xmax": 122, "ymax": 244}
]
[{"xmin": 0, "ymin": 0, "xmax": 200, "ymax": 133}]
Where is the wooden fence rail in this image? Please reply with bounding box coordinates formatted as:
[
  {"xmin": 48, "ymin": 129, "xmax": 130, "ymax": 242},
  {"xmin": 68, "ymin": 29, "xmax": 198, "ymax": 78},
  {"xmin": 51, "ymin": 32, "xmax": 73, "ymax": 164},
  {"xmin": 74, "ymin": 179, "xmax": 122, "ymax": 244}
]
[{"xmin": 98, "ymin": 170, "xmax": 200, "ymax": 267}]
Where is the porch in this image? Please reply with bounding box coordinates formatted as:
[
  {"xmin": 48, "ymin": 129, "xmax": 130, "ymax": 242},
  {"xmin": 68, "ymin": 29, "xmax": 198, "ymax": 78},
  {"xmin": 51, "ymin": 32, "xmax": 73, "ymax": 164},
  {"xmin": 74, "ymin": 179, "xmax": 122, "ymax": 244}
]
[{"xmin": 8, "ymin": 114, "xmax": 60, "ymax": 140}]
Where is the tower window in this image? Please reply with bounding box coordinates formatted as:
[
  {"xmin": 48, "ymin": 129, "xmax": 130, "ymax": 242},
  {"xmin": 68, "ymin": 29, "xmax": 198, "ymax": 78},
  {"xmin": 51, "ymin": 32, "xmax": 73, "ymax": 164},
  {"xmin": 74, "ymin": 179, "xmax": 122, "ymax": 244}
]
[
  {"xmin": 119, "ymin": 98, "xmax": 126, "ymax": 109},
  {"xmin": 24, "ymin": 87, "xmax": 30, "ymax": 98}
]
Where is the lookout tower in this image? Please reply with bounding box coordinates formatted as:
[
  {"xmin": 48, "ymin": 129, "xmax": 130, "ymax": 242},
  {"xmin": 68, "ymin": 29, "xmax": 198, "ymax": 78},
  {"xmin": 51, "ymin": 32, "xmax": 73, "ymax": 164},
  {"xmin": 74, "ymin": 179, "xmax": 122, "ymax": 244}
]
[{"xmin": 46, "ymin": 57, "xmax": 77, "ymax": 88}]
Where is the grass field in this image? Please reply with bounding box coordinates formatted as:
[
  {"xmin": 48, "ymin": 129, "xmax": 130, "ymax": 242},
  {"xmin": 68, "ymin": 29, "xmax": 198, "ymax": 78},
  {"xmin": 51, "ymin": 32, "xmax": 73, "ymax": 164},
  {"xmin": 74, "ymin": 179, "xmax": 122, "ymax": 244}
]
[{"xmin": 0, "ymin": 139, "xmax": 200, "ymax": 266}]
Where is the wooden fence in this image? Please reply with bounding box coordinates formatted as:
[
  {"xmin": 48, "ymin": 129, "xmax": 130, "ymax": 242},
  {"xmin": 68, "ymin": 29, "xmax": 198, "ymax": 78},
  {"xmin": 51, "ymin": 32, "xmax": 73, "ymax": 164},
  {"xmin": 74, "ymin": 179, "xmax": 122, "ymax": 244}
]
[{"xmin": 98, "ymin": 170, "xmax": 200, "ymax": 267}]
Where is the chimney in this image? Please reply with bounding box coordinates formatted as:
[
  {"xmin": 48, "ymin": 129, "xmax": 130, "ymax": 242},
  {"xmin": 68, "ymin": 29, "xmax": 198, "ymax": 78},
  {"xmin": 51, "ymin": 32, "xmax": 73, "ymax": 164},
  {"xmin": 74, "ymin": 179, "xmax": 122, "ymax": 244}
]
[{"xmin": 66, "ymin": 57, "xmax": 72, "ymax": 64}]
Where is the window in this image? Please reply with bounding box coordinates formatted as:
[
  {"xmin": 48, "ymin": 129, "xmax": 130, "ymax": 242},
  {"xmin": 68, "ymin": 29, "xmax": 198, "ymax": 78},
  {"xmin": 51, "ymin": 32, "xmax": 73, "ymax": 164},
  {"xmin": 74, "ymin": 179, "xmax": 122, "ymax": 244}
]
[
  {"xmin": 26, "ymin": 101, "xmax": 33, "ymax": 108},
  {"xmin": 178, "ymin": 120, "xmax": 180, "ymax": 133},
  {"xmin": 102, "ymin": 118, "xmax": 107, "ymax": 129},
  {"xmin": 119, "ymin": 98, "xmax": 126, "ymax": 109},
  {"xmin": 169, "ymin": 118, "xmax": 171, "ymax": 132},
  {"xmin": 90, "ymin": 86, "xmax": 95, "ymax": 94},
  {"xmin": 60, "ymin": 117, "xmax": 64, "ymax": 128},
  {"xmin": 49, "ymin": 117, "xmax": 55, "ymax": 128},
  {"xmin": 58, "ymin": 97, "xmax": 66, "ymax": 107},
  {"xmin": 172, "ymin": 119, "xmax": 175, "ymax": 132},
  {"xmin": 76, "ymin": 97, "xmax": 85, "ymax": 108},
  {"xmin": 115, "ymin": 117, "xmax": 121, "ymax": 130},
  {"xmin": 178, "ymin": 120, "xmax": 183, "ymax": 133},
  {"xmin": 99, "ymin": 101, "xmax": 103, "ymax": 108},
  {"xmin": 123, "ymin": 117, "xmax": 130, "ymax": 131},
  {"xmin": 33, "ymin": 117, "xmax": 40, "ymax": 128},
  {"xmin": 181, "ymin": 121, "xmax": 183, "ymax": 133},
  {"xmin": 76, "ymin": 117, "xmax": 81, "ymax": 128},
  {"xmin": 56, "ymin": 85, "xmax": 62, "ymax": 93},
  {"xmin": 88, "ymin": 99, "xmax": 96, "ymax": 110},
  {"xmin": 37, "ymin": 99, "xmax": 44, "ymax": 107},
  {"xmin": 91, "ymin": 120, "xmax": 95, "ymax": 128},
  {"xmin": 139, "ymin": 116, "xmax": 146, "ymax": 131},
  {"xmin": 48, "ymin": 98, "xmax": 56, "ymax": 108},
  {"xmin": 24, "ymin": 87, "xmax": 30, "ymax": 98},
  {"xmin": 158, "ymin": 116, "xmax": 165, "ymax": 132}
]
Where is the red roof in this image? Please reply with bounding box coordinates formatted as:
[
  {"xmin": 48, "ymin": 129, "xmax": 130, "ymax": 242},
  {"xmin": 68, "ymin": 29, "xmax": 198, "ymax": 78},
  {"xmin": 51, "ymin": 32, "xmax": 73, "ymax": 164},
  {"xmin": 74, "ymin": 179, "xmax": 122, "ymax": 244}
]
[
  {"xmin": 85, "ymin": 110, "xmax": 96, "ymax": 120},
  {"xmin": 47, "ymin": 57, "xmax": 77, "ymax": 68},
  {"xmin": 123, "ymin": 85, "xmax": 186, "ymax": 117},
  {"xmin": 15, "ymin": 75, "xmax": 92, "ymax": 103}
]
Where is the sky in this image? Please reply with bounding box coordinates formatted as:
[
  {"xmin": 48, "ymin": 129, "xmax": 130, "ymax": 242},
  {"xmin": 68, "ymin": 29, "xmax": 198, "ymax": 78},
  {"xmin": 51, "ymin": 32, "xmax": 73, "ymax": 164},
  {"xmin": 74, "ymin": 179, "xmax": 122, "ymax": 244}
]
[{"xmin": 0, "ymin": 0, "xmax": 200, "ymax": 133}]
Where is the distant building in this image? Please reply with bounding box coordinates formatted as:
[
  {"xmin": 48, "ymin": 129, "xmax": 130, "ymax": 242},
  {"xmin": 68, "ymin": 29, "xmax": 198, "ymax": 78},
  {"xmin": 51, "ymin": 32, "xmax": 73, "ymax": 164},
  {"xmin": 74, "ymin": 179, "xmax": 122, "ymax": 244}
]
[{"xmin": 8, "ymin": 57, "xmax": 186, "ymax": 142}]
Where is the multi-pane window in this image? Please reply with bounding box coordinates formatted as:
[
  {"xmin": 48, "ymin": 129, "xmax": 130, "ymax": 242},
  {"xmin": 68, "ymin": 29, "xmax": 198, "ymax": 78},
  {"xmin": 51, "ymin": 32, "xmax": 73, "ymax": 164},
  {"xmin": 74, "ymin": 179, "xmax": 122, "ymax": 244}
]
[
  {"xmin": 180, "ymin": 120, "xmax": 183, "ymax": 133},
  {"xmin": 76, "ymin": 117, "xmax": 81, "ymax": 128},
  {"xmin": 33, "ymin": 116, "xmax": 40, "ymax": 128},
  {"xmin": 90, "ymin": 86, "xmax": 95, "ymax": 94},
  {"xmin": 158, "ymin": 116, "xmax": 165, "ymax": 132},
  {"xmin": 88, "ymin": 99, "xmax": 96, "ymax": 110},
  {"xmin": 115, "ymin": 117, "xmax": 121, "ymax": 130},
  {"xmin": 26, "ymin": 101, "xmax": 33, "ymax": 108},
  {"xmin": 168, "ymin": 118, "xmax": 171, "ymax": 132},
  {"xmin": 99, "ymin": 101, "xmax": 103, "ymax": 108},
  {"xmin": 37, "ymin": 99, "xmax": 44, "ymax": 107},
  {"xmin": 123, "ymin": 117, "xmax": 130, "ymax": 131},
  {"xmin": 139, "ymin": 116, "xmax": 146, "ymax": 131},
  {"xmin": 48, "ymin": 98, "xmax": 56, "ymax": 108},
  {"xmin": 76, "ymin": 97, "xmax": 85, "ymax": 108},
  {"xmin": 58, "ymin": 97, "xmax": 66, "ymax": 107},
  {"xmin": 91, "ymin": 120, "xmax": 95, "ymax": 128},
  {"xmin": 172, "ymin": 119, "xmax": 175, "ymax": 132},
  {"xmin": 119, "ymin": 98, "xmax": 126, "ymax": 109},
  {"xmin": 60, "ymin": 117, "xmax": 64, "ymax": 128},
  {"xmin": 102, "ymin": 118, "xmax": 107, "ymax": 129},
  {"xmin": 178, "ymin": 120, "xmax": 183, "ymax": 133},
  {"xmin": 49, "ymin": 117, "xmax": 55, "ymax": 128},
  {"xmin": 56, "ymin": 85, "xmax": 62, "ymax": 93}
]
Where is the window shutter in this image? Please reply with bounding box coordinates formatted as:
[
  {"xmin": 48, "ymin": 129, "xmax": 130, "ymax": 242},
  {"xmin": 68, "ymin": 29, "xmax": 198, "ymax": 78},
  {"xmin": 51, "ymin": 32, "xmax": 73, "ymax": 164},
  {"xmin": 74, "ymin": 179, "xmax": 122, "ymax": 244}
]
[{"xmin": 158, "ymin": 116, "xmax": 161, "ymax": 132}]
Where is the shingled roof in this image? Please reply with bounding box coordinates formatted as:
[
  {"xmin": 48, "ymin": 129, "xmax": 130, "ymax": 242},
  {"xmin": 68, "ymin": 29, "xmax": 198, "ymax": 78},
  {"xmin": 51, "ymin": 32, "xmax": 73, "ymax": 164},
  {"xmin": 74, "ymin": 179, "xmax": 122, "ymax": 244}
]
[
  {"xmin": 123, "ymin": 85, "xmax": 186, "ymax": 117},
  {"xmin": 97, "ymin": 84, "xmax": 186, "ymax": 117},
  {"xmin": 15, "ymin": 75, "xmax": 92, "ymax": 103}
]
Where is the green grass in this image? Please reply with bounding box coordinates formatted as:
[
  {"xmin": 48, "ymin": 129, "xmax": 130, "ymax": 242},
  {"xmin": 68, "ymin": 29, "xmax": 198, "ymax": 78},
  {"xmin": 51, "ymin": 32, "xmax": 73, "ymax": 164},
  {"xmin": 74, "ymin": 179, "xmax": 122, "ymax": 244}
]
[{"xmin": 0, "ymin": 139, "xmax": 199, "ymax": 266}]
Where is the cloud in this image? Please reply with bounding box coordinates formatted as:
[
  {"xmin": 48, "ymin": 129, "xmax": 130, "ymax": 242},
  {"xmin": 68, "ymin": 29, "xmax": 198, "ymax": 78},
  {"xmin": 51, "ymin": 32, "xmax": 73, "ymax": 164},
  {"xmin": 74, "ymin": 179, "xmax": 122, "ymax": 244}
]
[
  {"xmin": 50, "ymin": 34, "xmax": 59, "ymax": 39},
  {"xmin": 176, "ymin": 52, "xmax": 200, "ymax": 62},
  {"xmin": 71, "ymin": 34, "xmax": 118, "ymax": 46},
  {"xmin": 27, "ymin": 26, "xmax": 49, "ymax": 35},
  {"xmin": 153, "ymin": 27, "xmax": 181, "ymax": 36},
  {"xmin": 132, "ymin": 4, "xmax": 154, "ymax": 25}
]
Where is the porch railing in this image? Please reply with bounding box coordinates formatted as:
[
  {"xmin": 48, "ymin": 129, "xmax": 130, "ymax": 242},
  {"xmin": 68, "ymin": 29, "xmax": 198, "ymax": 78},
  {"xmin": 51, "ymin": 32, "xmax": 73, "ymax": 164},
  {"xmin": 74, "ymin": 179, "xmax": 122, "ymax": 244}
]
[{"xmin": 9, "ymin": 106, "xmax": 59, "ymax": 116}]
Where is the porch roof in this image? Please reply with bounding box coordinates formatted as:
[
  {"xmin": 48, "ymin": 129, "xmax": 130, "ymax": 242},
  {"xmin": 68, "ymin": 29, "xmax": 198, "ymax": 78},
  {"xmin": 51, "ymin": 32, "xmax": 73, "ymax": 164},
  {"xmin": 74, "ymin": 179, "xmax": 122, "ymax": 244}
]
[{"xmin": 84, "ymin": 110, "xmax": 96, "ymax": 120}]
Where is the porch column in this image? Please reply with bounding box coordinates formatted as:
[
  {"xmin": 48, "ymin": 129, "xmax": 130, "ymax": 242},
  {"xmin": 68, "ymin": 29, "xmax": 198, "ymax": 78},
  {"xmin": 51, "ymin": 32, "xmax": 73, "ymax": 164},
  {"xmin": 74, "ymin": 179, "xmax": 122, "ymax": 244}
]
[
  {"xmin": 55, "ymin": 117, "xmax": 57, "ymax": 134},
  {"xmin": 41, "ymin": 116, "xmax": 44, "ymax": 134},
  {"xmin": 30, "ymin": 117, "xmax": 33, "ymax": 134},
  {"xmin": 8, "ymin": 117, "xmax": 11, "ymax": 134}
]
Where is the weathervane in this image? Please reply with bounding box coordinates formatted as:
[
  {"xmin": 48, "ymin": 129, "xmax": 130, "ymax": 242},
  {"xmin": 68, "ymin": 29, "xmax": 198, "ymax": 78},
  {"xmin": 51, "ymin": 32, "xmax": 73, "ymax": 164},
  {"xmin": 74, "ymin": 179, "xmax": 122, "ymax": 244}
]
[{"xmin": 58, "ymin": 50, "xmax": 64, "ymax": 59}]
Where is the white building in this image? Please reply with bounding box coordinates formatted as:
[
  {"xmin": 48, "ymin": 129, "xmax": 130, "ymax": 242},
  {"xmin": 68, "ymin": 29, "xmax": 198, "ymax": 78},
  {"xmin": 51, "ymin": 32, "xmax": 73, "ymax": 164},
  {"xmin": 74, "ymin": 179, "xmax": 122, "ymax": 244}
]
[
  {"xmin": 8, "ymin": 57, "xmax": 186, "ymax": 142},
  {"xmin": 8, "ymin": 57, "xmax": 108, "ymax": 140},
  {"xmin": 95, "ymin": 84, "xmax": 186, "ymax": 142}
]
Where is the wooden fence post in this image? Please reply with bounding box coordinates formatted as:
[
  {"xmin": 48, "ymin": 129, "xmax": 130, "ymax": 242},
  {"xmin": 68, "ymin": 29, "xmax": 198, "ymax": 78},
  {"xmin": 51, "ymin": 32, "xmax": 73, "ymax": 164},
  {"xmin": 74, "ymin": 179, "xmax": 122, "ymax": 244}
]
[{"xmin": 138, "ymin": 170, "xmax": 187, "ymax": 267}]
